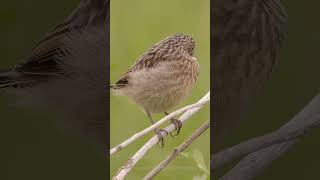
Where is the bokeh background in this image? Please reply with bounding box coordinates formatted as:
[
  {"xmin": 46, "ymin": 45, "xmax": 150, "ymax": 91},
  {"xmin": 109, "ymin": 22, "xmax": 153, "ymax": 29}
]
[
  {"xmin": 0, "ymin": 1, "xmax": 106, "ymax": 180},
  {"xmin": 110, "ymin": 0, "xmax": 210, "ymax": 179},
  {"xmin": 215, "ymin": 1, "xmax": 320, "ymax": 179}
]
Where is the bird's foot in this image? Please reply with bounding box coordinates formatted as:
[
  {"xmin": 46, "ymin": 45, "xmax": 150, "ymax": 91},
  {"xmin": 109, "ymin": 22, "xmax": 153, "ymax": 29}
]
[
  {"xmin": 170, "ymin": 118, "xmax": 182, "ymax": 136},
  {"xmin": 154, "ymin": 128, "xmax": 169, "ymax": 148}
]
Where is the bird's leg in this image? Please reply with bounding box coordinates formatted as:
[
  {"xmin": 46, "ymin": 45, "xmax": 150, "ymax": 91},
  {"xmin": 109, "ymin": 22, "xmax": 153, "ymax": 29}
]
[
  {"xmin": 164, "ymin": 112, "xmax": 182, "ymax": 136},
  {"xmin": 145, "ymin": 109, "xmax": 168, "ymax": 147}
]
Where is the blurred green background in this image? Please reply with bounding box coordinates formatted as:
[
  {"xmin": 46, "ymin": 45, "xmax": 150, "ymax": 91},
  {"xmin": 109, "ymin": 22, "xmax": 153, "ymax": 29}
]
[
  {"xmin": 110, "ymin": 0, "xmax": 210, "ymax": 179},
  {"xmin": 0, "ymin": 1, "xmax": 106, "ymax": 180},
  {"xmin": 215, "ymin": 1, "xmax": 320, "ymax": 179}
]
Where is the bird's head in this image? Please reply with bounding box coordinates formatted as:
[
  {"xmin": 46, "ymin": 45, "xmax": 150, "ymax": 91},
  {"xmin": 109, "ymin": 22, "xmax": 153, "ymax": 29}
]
[{"xmin": 161, "ymin": 34, "xmax": 196, "ymax": 56}]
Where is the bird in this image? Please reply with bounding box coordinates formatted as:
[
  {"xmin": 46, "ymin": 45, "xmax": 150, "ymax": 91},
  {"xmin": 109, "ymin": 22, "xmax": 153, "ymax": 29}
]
[
  {"xmin": 111, "ymin": 34, "xmax": 200, "ymax": 146},
  {"xmin": 212, "ymin": 0, "xmax": 287, "ymax": 151},
  {"xmin": 0, "ymin": 0, "xmax": 109, "ymax": 149}
]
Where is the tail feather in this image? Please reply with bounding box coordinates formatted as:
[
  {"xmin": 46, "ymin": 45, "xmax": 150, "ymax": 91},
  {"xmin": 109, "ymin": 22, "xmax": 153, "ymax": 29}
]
[
  {"xmin": 0, "ymin": 70, "xmax": 15, "ymax": 88},
  {"xmin": 109, "ymin": 83, "xmax": 126, "ymax": 90},
  {"xmin": 0, "ymin": 70, "xmax": 37, "ymax": 89}
]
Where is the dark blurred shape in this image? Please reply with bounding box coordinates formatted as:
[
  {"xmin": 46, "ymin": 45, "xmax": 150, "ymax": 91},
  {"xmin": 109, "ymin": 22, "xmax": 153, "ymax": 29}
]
[
  {"xmin": 0, "ymin": 0, "xmax": 109, "ymax": 150},
  {"xmin": 212, "ymin": 0, "xmax": 287, "ymax": 150}
]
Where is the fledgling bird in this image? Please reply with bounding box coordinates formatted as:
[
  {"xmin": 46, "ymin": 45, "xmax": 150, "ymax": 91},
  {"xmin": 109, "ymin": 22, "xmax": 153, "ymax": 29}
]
[{"xmin": 111, "ymin": 34, "xmax": 200, "ymax": 146}]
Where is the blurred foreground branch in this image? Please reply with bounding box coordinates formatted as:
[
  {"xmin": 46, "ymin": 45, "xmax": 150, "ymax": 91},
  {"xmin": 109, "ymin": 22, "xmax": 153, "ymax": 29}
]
[
  {"xmin": 112, "ymin": 91, "xmax": 210, "ymax": 180},
  {"xmin": 214, "ymin": 94, "xmax": 320, "ymax": 180}
]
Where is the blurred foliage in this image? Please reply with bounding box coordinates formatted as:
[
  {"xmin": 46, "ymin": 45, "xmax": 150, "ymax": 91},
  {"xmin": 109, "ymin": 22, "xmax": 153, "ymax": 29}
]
[
  {"xmin": 110, "ymin": 0, "xmax": 210, "ymax": 179},
  {"xmin": 214, "ymin": 1, "xmax": 320, "ymax": 179},
  {"xmin": 0, "ymin": 1, "xmax": 106, "ymax": 180},
  {"xmin": 182, "ymin": 149, "xmax": 210, "ymax": 179}
]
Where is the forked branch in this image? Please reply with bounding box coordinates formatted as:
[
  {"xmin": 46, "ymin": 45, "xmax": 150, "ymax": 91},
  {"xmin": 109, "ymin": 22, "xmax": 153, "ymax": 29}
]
[
  {"xmin": 112, "ymin": 91, "xmax": 210, "ymax": 180},
  {"xmin": 110, "ymin": 91, "xmax": 210, "ymax": 155}
]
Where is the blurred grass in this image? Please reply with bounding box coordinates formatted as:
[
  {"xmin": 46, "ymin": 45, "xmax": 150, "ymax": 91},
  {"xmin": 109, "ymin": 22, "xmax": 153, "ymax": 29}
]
[{"xmin": 110, "ymin": 0, "xmax": 210, "ymax": 179}]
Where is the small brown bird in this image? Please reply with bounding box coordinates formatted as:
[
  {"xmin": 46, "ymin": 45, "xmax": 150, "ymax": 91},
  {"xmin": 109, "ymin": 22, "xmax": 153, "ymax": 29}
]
[{"xmin": 111, "ymin": 34, "xmax": 200, "ymax": 146}]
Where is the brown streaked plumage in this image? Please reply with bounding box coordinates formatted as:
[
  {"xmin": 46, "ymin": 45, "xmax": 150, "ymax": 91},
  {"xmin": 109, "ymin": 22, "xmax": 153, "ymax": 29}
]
[
  {"xmin": 0, "ymin": 0, "xmax": 109, "ymax": 89},
  {"xmin": 111, "ymin": 34, "xmax": 200, "ymax": 145},
  {"xmin": 212, "ymin": 0, "xmax": 287, "ymax": 150}
]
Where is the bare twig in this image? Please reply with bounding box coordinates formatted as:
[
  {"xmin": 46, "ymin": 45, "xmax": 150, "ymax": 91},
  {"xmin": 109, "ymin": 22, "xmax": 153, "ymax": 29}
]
[
  {"xmin": 110, "ymin": 91, "xmax": 210, "ymax": 155},
  {"xmin": 143, "ymin": 121, "xmax": 210, "ymax": 180},
  {"xmin": 112, "ymin": 92, "xmax": 210, "ymax": 180},
  {"xmin": 220, "ymin": 94, "xmax": 320, "ymax": 180}
]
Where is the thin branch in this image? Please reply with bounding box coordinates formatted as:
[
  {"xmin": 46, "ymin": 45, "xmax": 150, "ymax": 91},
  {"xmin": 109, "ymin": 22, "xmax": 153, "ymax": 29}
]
[
  {"xmin": 212, "ymin": 115, "xmax": 320, "ymax": 169},
  {"xmin": 110, "ymin": 91, "xmax": 210, "ymax": 155},
  {"xmin": 112, "ymin": 92, "xmax": 210, "ymax": 180},
  {"xmin": 220, "ymin": 94, "xmax": 320, "ymax": 180},
  {"xmin": 143, "ymin": 121, "xmax": 210, "ymax": 180}
]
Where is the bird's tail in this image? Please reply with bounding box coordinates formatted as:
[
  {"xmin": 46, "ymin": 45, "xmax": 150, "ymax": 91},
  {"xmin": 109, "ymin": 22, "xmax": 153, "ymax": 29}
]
[
  {"xmin": 109, "ymin": 83, "xmax": 126, "ymax": 96},
  {"xmin": 0, "ymin": 70, "xmax": 36, "ymax": 89},
  {"xmin": 0, "ymin": 70, "xmax": 16, "ymax": 89},
  {"xmin": 109, "ymin": 84, "xmax": 115, "ymax": 89},
  {"xmin": 109, "ymin": 83, "xmax": 125, "ymax": 90}
]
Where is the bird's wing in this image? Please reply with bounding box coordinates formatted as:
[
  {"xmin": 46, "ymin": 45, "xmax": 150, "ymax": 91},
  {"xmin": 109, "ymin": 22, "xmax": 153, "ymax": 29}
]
[
  {"xmin": 114, "ymin": 48, "xmax": 193, "ymax": 89},
  {"xmin": 15, "ymin": 0, "xmax": 109, "ymax": 75}
]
